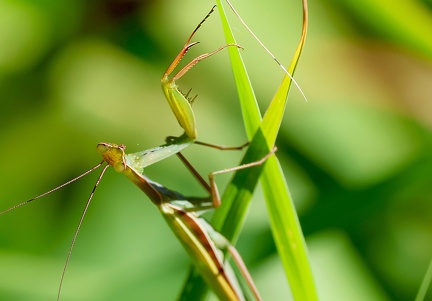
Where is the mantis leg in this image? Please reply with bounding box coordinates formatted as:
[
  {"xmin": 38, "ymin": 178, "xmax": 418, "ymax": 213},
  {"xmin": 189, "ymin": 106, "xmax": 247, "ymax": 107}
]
[
  {"xmin": 194, "ymin": 140, "xmax": 249, "ymax": 151},
  {"xmin": 162, "ymin": 6, "xmax": 242, "ymax": 85},
  {"xmin": 205, "ymin": 227, "xmax": 263, "ymax": 301},
  {"xmin": 162, "ymin": 6, "xmax": 217, "ymax": 78},
  {"xmin": 168, "ymin": 44, "xmax": 242, "ymax": 83},
  {"xmin": 165, "ymin": 135, "xmax": 249, "ymax": 152},
  {"xmin": 176, "ymin": 146, "xmax": 277, "ymax": 207}
]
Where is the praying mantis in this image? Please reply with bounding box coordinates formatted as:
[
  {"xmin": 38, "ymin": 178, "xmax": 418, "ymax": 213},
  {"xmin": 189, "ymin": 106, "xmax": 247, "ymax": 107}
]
[
  {"xmin": 0, "ymin": 140, "xmax": 272, "ymax": 300},
  {"xmin": 0, "ymin": 5, "xmax": 276, "ymax": 301}
]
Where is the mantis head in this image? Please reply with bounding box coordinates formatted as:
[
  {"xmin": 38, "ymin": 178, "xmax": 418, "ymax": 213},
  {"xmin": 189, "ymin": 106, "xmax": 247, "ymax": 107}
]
[{"xmin": 97, "ymin": 142, "xmax": 127, "ymax": 172}]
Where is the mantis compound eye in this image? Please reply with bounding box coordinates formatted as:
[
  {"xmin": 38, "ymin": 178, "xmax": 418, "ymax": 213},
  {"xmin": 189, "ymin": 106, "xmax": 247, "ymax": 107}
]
[{"xmin": 96, "ymin": 143, "xmax": 110, "ymax": 155}]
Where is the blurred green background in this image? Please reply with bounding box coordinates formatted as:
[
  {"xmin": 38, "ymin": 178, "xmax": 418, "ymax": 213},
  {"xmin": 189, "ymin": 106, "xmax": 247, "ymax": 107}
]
[{"xmin": 1, "ymin": 0, "xmax": 432, "ymax": 300}]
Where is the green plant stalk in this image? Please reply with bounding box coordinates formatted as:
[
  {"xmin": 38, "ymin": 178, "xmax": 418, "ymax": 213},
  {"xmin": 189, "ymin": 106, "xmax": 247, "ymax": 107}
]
[{"xmin": 178, "ymin": 0, "xmax": 316, "ymax": 300}]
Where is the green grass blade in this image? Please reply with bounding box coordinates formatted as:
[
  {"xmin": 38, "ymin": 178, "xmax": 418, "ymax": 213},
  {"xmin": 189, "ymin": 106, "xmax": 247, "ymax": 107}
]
[
  {"xmin": 215, "ymin": 4, "xmax": 262, "ymax": 135},
  {"xmin": 178, "ymin": 1, "xmax": 316, "ymax": 300},
  {"xmin": 257, "ymin": 2, "xmax": 317, "ymax": 300}
]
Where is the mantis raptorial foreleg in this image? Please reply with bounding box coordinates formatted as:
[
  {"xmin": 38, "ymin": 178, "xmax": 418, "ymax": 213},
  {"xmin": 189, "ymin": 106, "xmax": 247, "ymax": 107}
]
[{"xmin": 161, "ymin": 5, "xmax": 242, "ymax": 143}]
